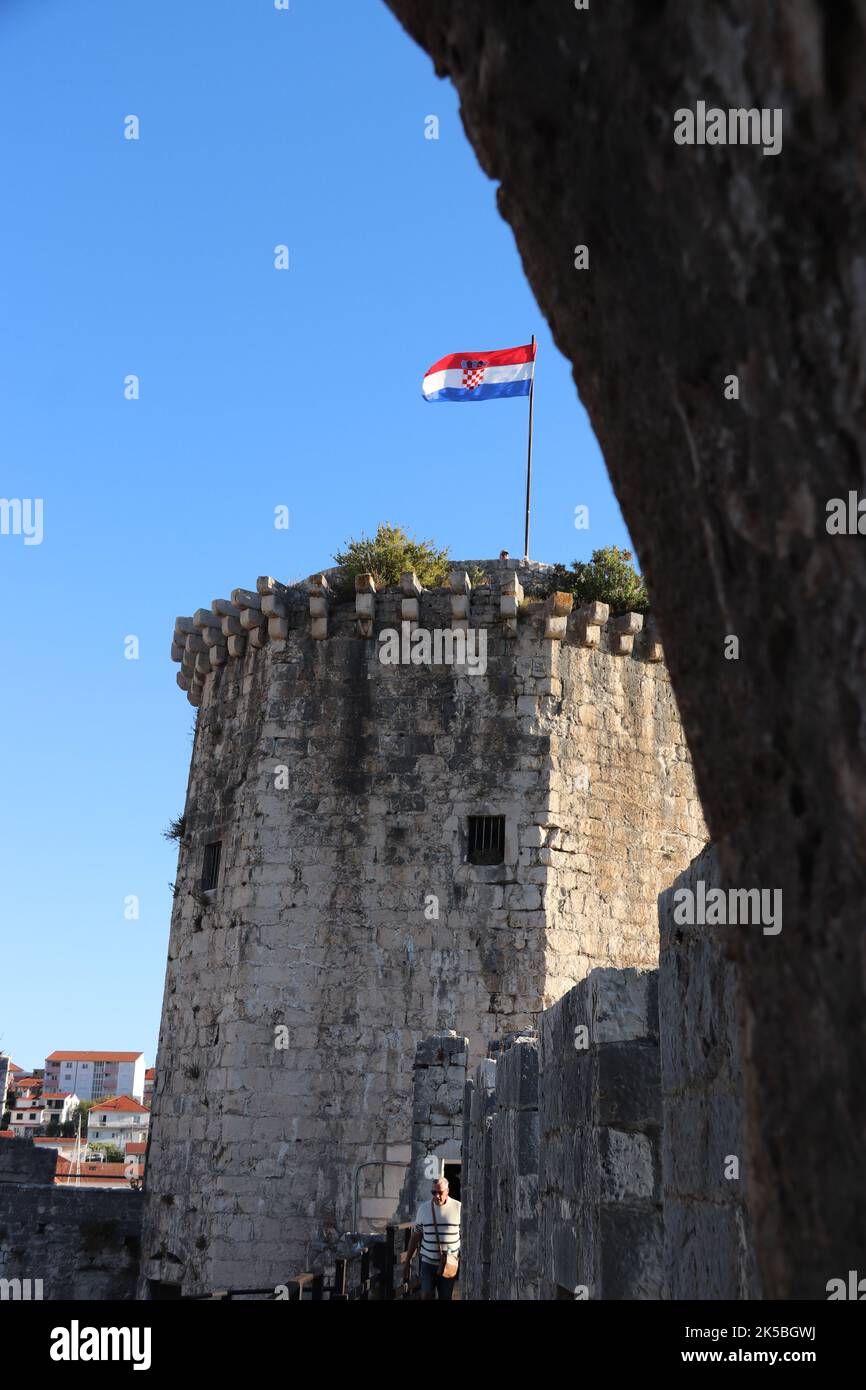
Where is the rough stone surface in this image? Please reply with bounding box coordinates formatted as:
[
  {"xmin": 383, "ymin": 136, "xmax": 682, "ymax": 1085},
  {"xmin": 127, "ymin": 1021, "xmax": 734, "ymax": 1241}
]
[
  {"xmin": 0, "ymin": 1143, "xmax": 143, "ymax": 1301},
  {"xmin": 144, "ymin": 561, "xmax": 703, "ymax": 1294},
  {"xmin": 488, "ymin": 1037, "xmax": 539, "ymax": 1300},
  {"xmin": 460, "ymin": 1058, "xmax": 497, "ymax": 1301},
  {"xmin": 398, "ymin": 1031, "xmax": 467, "ymax": 1220},
  {"xmin": 383, "ymin": 0, "xmax": 866, "ymax": 1299},
  {"xmin": 659, "ymin": 844, "xmax": 760, "ymax": 1299},
  {"xmin": 0, "ymin": 1140, "xmax": 58, "ymax": 1187},
  {"xmin": 538, "ymin": 969, "xmax": 663, "ymax": 1300}
]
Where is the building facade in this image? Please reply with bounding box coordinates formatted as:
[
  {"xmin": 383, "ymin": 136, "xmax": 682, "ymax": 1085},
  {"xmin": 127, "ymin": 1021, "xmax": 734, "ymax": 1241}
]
[
  {"xmin": 44, "ymin": 1052, "xmax": 145, "ymax": 1103},
  {"xmin": 141, "ymin": 559, "xmax": 706, "ymax": 1295},
  {"xmin": 87, "ymin": 1097, "xmax": 150, "ymax": 1149}
]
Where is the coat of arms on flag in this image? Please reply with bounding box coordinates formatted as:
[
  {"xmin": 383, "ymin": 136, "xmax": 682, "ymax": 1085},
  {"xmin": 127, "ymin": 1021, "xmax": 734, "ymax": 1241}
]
[
  {"xmin": 461, "ymin": 359, "xmax": 487, "ymax": 390},
  {"xmin": 421, "ymin": 341, "xmax": 536, "ymax": 403}
]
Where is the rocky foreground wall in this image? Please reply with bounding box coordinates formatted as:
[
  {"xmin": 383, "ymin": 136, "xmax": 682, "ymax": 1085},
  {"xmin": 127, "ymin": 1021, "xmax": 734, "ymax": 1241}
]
[
  {"xmin": 0, "ymin": 1141, "xmax": 142, "ymax": 1301},
  {"xmin": 459, "ymin": 846, "xmax": 760, "ymax": 1299}
]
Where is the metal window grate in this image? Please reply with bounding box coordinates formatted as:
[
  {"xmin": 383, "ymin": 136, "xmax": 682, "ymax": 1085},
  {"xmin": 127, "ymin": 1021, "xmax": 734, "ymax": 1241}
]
[
  {"xmin": 467, "ymin": 815, "xmax": 505, "ymax": 866},
  {"xmin": 201, "ymin": 840, "xmax": 222, "ymax": 892}
]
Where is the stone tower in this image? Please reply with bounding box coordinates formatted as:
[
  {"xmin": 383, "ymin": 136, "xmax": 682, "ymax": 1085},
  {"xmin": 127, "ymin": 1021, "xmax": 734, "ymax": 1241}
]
[{"xmin": 140, "ymin": 557, "xmax": 705, "ymax": 1295}]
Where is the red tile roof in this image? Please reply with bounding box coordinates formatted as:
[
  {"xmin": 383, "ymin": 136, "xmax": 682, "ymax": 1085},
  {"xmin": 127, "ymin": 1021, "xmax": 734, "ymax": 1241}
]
[
  {"xmin": 12, "ymin": 1076, "xmax": 42, "ymax": 1088},
  {"xmin": 45, "ymin": 1051, "xmax": 143, "ymax": 1063},
  {"xmin": 41, "ymin": 1092, "xmax": 73, "ymax": 1100},
  {"xmin": 124, "ymin": 1142, "xmax": 147, "ymax": 1154},
  {"xmin": 145, "ymin": 1068, "xmax": 156, "ymax": 1079},
  {"xmin": 90, "ymin": 1095, "xmax": 149, "ymax": 1114}
]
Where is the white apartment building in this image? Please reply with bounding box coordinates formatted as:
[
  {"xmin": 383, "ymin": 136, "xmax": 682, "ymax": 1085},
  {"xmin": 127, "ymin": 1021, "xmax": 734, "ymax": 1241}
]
[
  {"xmin": 86, "ymin": 1096, "xmax": 150, "ymax": 1148},
  {"xmin": 44, "ymin": 1052, "xmax": 145, "ymax": 1102}
]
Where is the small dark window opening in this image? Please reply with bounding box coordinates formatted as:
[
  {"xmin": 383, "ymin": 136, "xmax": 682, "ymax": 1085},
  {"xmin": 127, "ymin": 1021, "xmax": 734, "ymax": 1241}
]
[
  {"xmin": 467, "ymin": 816, "xmax": 505, "ymax": 866},
  {"xmin": 443, "ymin": 1161, "xmax": 462, "ymax": 1202},
  {"xmin": 201, "ymin": 840, "xmax": 221, "ymax": 892}
]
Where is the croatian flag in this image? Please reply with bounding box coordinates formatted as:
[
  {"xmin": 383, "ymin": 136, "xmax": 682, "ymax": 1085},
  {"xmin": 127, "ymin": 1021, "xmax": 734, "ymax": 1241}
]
[{"xmin": 422, "ymin": 341, "xmax": 536, "ymax": 403}]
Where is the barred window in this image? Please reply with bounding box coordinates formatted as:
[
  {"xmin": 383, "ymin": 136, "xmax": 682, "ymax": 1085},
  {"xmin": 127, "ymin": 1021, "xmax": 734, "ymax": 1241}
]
[
  {"xmin": 201, "ymin": 840, "xmax": 222, "ymax": 892},
  {"xmin": 467, "ymin": 815, "xmax": 505, "ymax": 866}
]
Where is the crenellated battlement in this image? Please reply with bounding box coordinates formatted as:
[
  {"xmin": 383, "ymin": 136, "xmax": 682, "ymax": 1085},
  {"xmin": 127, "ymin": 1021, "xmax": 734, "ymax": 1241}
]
[{"xmin": 170, "ymin": 558, "xmax": 661, "ymax": 707}]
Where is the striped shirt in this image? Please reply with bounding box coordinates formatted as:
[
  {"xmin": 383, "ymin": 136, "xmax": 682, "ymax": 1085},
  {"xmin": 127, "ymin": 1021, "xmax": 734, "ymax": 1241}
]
[{"xmin": 415, "ymin": 1197, "xmax": 461, "ymax": 1265}]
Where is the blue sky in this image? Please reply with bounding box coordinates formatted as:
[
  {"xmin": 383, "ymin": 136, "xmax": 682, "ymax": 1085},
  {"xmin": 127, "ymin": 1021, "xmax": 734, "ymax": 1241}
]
[{"xmin": 0, "ymin": 0, "xmax": 632, "ymax": 1074}]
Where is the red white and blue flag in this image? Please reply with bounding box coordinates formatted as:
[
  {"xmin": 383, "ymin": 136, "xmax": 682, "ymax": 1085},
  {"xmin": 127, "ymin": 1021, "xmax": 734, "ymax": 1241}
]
[{"xmin": 421, "ymin": 341, "xmax": 536, "ymax": 403}]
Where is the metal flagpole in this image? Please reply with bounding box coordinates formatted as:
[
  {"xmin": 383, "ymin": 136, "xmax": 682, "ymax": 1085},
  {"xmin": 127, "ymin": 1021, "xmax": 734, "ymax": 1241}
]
[{"xmin": 523, "ymin": 335, "xmax": 536, "ymax": 561}]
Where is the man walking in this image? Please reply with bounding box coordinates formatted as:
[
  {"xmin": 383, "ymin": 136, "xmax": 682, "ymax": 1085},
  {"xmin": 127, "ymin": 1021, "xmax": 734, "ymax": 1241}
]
[{"xmin": 406, "ymin": 1176, "xmax": 461, "ymax": 1300}]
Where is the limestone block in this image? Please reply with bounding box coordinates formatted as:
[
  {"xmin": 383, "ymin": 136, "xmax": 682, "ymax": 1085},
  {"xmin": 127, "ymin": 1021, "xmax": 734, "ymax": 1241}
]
[
  {"xmin": 573, "ymin": 601, "xmax": 610, "ymax": 648},
  {"xmin": 174, "ymin": 616, "xmax": 196, "ymax": 637},
  {"xmin": 176, "ymin": 671, "xmax": 190, "ymax": 691},
  {"xmin": 227, "ymin": 635, "xmax": 247, "ymax": 658},
  {"xmin": 202, "ymin": 627, "xmax": 223, "ymax": 648},
  {"xmin": 544, "ymin": 591, "xmax": 573, "ymax": 641},
  {"xmin": 261, "ymin": 595, "xmax": 286, "ymax": 618},
  {"xmin": 501, "ymin": 575, "xmax": 523, "ymax": 636},
  {"xmin": 609, "ymin": 611, "xmax": 644, "ymax": 655},
  {"xmin": 355, "ymin": 574, "xmax": 376, "ymax": 638},
  {"xmin": 221, "ymin": 615, "xmax": 244, "ymax": 637},
  {"xmin": 195, "ymin": 652, "xmax": 212, "ymax": 675},
  {"xmin": 170, "ymin": 640, "xmax": 185, "ymax": 662},
  {"xmin": 231, "ymin": 588, "xmax": 262, "ymax": 609},
  {"xmin": 240, "ymin": 607, "xmax": 266, "ymax": 631},
  {"xmin": 185, "ymin": 633, "xmax": 206, "ymax": 655},
  {"xmin": 256, "ymin": 576, "xmax": 278, "ymax": 595},
  {"xmin": 268, "ymin": 616, "xmax": 289, "ymax": 641},
  {"xmin": 249, "ymin": 625, "xmax": 268, "ymax": 649},
  {"xmin": 212, "ymin": 599, "xmax": 241, "ymax": 617},
  {"xmin": 448, "ymin": 570, "xmax": 471, "ymax": 594},
  {"xmin": 209, "ymin": 643, "xmax": 228, "ymax": 667},
  {"xmin": 642, "ymin": 617, "xmax": 664, "ymax": 662},
  {"xmin": 401, "ymin": 571, "xmax": 422, "ymax": 597}
]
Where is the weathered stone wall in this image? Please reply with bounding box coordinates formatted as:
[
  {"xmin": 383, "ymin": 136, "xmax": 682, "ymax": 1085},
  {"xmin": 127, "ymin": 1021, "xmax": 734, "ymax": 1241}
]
[
  {"xmin": 544, "ymin": 637, "xmax": 702, "ymax": 1000},
  {"xmin": 659, "ymin": 844, "xmax": 760, "ymax": 1299},
  {"xmin": 398, "ymin": 1031, "xmax": 467, "ymax": 1221},
  {"xmin": 382, "ymin": 0, "xmax": 866, "ymax": 1298},
  {"xmin": 458, "ymin": 851, "xmax": 763, "ymax": 1300},
  {"xmin": 0, "ymin": 1144, "xmax": 143, "ymax": 1301},
  {"xmin": 488, "ymin": 1035, "xmax": 539, "ymax": 1301},
  {"xmin": 143, "ymin": 560, "xmax": 704, "ymax": 1294},
  {"xmin": 460, "ymin": 1057, "xmax": 496, "ymax": 1301},
  {"xmin": 539, "ymin": 969, "xmax": 663, "ymax": 1300},
  {"xmin": 0, "ymin": 1137, "xmax": 57, "ymax": 1186}
]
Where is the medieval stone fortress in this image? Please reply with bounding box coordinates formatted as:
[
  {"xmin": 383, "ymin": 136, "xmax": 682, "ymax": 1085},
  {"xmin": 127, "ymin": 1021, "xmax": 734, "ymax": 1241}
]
[{"xmin": 136, "ymin": 554, "xmax": 710, "ymax": 1295}]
